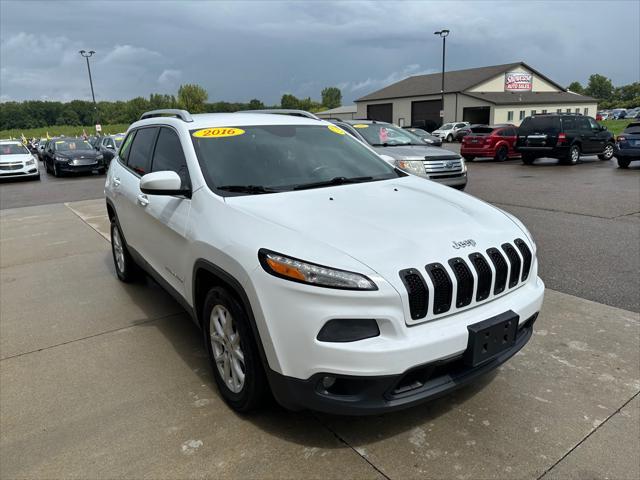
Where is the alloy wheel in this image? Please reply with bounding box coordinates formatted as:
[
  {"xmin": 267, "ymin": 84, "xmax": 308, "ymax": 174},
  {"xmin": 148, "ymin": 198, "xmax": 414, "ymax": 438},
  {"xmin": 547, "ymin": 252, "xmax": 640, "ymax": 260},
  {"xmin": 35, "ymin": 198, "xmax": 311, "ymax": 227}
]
[
  {"xmin": 209, "ymin": 305, "xmax": 246, "ymax": 393},
  {"xmin": 112, "ymin": 226, "xmax": 125, "ymax": 274},
  {"xmin": 603, "ymin": 144, "xmax": 614, "ymax": 159},
  {"xmin": 571, "ymin": 147, "xmax": 579, "ymax": 163}
]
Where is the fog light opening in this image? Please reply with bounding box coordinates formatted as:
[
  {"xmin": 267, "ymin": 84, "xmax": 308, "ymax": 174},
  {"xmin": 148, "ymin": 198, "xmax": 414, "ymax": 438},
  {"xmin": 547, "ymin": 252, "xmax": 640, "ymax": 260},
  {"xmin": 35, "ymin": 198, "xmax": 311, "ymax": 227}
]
[{"xmin": 321, "ymin": 376, "xmax": 336, "ymax": 390}]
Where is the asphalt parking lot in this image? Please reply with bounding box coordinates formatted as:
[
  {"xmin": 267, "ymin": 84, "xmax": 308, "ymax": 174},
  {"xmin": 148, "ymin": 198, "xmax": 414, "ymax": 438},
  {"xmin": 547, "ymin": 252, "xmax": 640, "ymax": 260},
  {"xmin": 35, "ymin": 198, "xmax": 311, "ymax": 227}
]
[{"xmin": 1, "ymin": 152, "xmax": 639, "ymax": 479}]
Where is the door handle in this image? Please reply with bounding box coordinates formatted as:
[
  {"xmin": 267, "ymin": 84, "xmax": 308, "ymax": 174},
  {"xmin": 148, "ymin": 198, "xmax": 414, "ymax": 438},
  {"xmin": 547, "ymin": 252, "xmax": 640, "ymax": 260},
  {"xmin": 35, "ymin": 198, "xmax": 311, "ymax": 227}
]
[
  {"xmin": 112, "ymin": 177, "xmax": 121, "ymax": 188},
  {"xmin": 137, "ymin": 194, "xmax": 149, "ymax": 207}
]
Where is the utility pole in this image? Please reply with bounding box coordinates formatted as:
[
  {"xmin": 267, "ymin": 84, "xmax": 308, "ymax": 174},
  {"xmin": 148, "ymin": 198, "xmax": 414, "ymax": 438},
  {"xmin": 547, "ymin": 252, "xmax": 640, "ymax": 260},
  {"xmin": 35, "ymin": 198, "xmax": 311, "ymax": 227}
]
[{"xmin": 433, "ymin": 30, "xmax": 450, "ymax": 124}]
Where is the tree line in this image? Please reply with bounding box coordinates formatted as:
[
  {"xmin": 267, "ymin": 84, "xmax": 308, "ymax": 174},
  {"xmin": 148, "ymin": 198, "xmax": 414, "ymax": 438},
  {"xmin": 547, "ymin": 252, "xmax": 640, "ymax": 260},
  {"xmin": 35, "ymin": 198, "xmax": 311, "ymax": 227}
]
[
  {"xmin": 0, "ymin": 85, "xmax": 343, "ymax": 130},
  {"xmin": 567, "ymin": 74, "xmax": 639, "ymax": 109}
]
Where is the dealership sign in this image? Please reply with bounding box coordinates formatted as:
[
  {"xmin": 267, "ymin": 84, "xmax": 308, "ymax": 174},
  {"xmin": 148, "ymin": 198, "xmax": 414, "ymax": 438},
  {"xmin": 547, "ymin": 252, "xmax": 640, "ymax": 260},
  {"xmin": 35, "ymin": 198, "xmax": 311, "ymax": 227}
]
[{"xmin": 504, "ymin": 72, "xmax": 533, "ymax": 91}]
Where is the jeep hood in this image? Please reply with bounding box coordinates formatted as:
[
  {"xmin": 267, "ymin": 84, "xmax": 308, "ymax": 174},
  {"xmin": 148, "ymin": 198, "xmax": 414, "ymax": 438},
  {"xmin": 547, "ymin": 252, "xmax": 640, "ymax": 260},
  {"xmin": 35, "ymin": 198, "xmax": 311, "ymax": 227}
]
[{"xmin": 226, "ymin": 176, "xmax": 529, "ymax": 283}]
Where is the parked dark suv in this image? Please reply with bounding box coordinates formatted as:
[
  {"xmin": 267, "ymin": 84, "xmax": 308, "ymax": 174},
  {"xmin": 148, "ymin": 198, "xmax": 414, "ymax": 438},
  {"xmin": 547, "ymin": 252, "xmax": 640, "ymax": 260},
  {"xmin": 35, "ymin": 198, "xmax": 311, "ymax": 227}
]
[{"xmin": 516, "ymin": 114, "xmax": 615, "ymax": 165}]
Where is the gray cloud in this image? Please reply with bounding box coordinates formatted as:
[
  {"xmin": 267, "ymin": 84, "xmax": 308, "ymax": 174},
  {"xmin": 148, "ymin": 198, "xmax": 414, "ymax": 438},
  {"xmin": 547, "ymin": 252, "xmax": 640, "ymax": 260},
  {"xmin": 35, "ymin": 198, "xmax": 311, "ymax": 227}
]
[{"xmin": 1, "ymin": 0, "xmax": 638, "ymax": 104}]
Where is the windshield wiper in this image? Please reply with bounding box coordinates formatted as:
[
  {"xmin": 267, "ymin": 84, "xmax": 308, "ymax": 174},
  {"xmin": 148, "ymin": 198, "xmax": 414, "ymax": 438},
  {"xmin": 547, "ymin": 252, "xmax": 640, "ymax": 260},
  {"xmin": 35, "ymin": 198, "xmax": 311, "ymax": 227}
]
[
  {"xmin": 293, "ymin": 176, "xmax": 374, "ymax": 191},
  {"xmin": 216, "ymin": 184, "xmax": 280, "ymax": 194}
]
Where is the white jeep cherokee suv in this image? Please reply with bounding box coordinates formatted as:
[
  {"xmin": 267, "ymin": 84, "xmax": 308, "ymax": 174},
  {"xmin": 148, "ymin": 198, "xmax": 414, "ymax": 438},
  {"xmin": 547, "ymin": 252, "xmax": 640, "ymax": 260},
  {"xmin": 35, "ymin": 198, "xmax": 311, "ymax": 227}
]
[{"xmin": 105, "ymin": 109, "xmax": 544, "ymax": 415}]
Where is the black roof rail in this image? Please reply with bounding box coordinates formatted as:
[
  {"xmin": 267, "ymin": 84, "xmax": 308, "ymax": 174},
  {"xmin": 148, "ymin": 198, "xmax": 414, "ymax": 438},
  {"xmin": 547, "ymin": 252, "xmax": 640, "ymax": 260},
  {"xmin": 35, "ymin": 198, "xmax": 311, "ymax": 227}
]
[
  {"xmin": 139, "ymin": 109, "xmax": 194, "ymax": 122},
  {"xmin": 242, "ymin": 109, "xmax": 320, "ymax": 120}
]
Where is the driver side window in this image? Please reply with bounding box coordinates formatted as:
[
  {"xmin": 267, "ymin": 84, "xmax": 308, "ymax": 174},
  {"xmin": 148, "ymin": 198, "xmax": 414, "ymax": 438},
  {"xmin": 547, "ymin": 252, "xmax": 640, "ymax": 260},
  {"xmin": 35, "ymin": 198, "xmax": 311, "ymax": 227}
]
[{"xmin": 588, "ymin": 118, "xmax": 600, "ymax": 130}]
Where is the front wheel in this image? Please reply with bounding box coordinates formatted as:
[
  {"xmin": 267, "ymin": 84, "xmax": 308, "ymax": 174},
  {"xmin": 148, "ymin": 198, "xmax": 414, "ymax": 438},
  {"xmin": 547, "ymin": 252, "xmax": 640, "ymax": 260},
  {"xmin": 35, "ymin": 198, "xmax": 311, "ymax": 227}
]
[
  {"xmin": 617, "ymin": 157, "xmax": 630, "ymax": 169},
  {"xmin": 463, "ymin": 156, "xmax": 475, "ymax": 162},
  {"xmin": 446, "ymin": 134, "xmax": 453, "ymax": 143},
  {"xmin": 494, "ymin": 145, "xmax": 508, "ymax": 162},
  {"xmin": 110, "ymin": 220, "xmax": 140, "ymax": 282},
  {"xmin": 522, "ymin": 154, "xmax": 536, "ymax": 165},
  {"xmin": 598, "ymin": 143, "xmax": 614, "ymax": 161},
  {"xmin": 203, "ymin": 287, "xmax": 268, "ymax": 412},
  {"xmin": 53, "ymin": 162, "xmax": 61, "ymax": 177}
]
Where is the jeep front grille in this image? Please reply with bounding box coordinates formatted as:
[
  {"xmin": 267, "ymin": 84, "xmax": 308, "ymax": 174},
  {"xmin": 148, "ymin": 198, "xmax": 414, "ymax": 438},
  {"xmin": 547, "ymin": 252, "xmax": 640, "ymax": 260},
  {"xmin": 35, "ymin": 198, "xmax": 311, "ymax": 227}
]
[
  {"xmin": 514, "ymin": 238, "xmax": 532, "ymax": 281},
  {"xmin": 399, "ymin": 269, "xmax": 429, "ymax": 320},
  {"xmin": 486, "ymin": 247, "xmax": 508, "ymax": 295},
  {"xmin": 425, "ymin": 263, "xmax": 452, "ymax": 314},
  {"xmin": 448, "ymin": 258, "xmax": 474, "ymax": 308},
  {"xmin": 400, "ymin": 240, "xmax": 533, "ymax": 321}
]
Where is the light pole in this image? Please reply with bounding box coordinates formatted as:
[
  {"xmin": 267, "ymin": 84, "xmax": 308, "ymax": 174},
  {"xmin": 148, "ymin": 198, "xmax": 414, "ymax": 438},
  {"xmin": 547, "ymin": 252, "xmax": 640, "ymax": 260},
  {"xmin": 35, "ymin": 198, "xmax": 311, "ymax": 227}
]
[
  {"xmin": 433, "ymin": 30, "xmax": 449, "ymax": 123},
  {"xmin": 79, "ymin": 50, "xmax": 98, "ymax": 126}
]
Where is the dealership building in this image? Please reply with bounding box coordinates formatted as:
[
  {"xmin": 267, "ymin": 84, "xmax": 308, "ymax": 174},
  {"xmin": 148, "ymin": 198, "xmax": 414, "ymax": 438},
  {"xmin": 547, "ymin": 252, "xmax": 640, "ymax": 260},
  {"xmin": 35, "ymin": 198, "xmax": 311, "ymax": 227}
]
[{"xmin": 354, "ymin": 62, "xmax": 597, "ymax": 128}]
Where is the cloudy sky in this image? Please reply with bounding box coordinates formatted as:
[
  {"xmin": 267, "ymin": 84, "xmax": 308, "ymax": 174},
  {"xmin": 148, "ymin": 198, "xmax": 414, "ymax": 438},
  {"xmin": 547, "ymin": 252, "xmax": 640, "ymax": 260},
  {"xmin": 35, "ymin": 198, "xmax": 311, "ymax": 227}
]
[{"xmin": 1, "ymin": 0, "xmax": 638, "ymax": 104}]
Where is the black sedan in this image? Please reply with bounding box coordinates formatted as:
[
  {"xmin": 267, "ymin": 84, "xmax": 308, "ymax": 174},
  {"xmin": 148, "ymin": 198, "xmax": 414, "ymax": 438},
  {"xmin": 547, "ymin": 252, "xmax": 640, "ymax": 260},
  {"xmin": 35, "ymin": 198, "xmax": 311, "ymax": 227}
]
[
  {"xmin": 43, "ymin": 138, "xmax": 106, "ymax": 176},
  {"xmin": 402, "ymin": 127, "xmax": 442, "ymax": 146},
  {"xmin": 615, "ymin": 122, "xmax": 640, "ymax": 168},
  {"xmin": 94, "ymin": 134, "xmax": 125, "ymax": 169}
]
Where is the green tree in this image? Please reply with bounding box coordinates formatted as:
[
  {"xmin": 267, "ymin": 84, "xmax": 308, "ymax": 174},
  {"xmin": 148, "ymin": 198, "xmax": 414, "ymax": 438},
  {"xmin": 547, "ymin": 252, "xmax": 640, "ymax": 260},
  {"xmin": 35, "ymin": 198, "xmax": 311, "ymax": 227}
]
[
  {"xmin": 177, "ymin": 84, "xmax": 208, "ymax": 113},
  {"xmin": 567, "ymin": 81, "xmax": 584, "ymax": 94},
  {"xmin": 584, "ymin": 74, "xmax": 614, "ymax": 100},
  {"xmin": 55, "ymin": 108, "xmax": 80, "ymax": 125},
  {"xmin": 321, "ymin": 87, "xmax": 342, "ymax": 109},
  {"xmin": 280, "ymin": 93, "xmax": 300, "ymax": 109},
  {"xmin": 247, "ymin": 98, "xmax": 264, "ymax": 110}
]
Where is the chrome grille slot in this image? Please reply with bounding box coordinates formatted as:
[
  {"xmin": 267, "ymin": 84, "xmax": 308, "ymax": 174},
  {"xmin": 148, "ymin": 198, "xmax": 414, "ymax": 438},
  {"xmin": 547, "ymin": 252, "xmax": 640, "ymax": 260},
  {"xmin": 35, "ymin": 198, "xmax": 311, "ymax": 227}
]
[
  {"xmin": 399, "ymin": 269, "xmax": 429, "ymax": 320},
  {"xmin": 486, "ymin": 248, "xmax": 508, "ymax": 295},
  {"xmin": 423, "ymin": 157, "xmax": 463, "ymax": 174},
  {"xmin": 448, "ymin": 258, "xmax": 474, "ymax": 308},
  {"xmin": 468, "ymin": 252, "xmax": 492, "ymax": 301},
  {"xmin": 502, "ymin": 243, "xmax": 521, "ymax": 289},
  {"xmin": 425, "ymin": 263, "xmax": 452, "ymax": 315},
  {"xmin": 0, "ymin": 162, "xmax": 23, "ymax": 171},
  {"xmin": 514, "ymin": 238, "xmax": 532, "ymax": 281}
]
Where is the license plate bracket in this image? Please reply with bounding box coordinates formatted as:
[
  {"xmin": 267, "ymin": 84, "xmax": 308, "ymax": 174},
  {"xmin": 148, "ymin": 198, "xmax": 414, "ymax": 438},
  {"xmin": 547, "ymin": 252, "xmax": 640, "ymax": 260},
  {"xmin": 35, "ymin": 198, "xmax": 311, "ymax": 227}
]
[{"xmin": 464, "ymin": 310, "xmax": 519, "ymax": 367}]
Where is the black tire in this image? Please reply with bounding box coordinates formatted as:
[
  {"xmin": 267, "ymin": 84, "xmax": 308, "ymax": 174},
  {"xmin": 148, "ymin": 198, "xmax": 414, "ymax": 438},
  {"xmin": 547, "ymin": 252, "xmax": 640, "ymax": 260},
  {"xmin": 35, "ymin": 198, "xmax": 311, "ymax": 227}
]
[
  {"xmin": 53, "ymin": 162, "xmax": 61, "ymax": 177},
  {"xmin": 598, "ymin": 143, "xmax": 614, "ymax": 161},
  {"xmin": 203, "ymin": 287, "xmax": 268, "ymax": 412},
  {"xmin": 617, "ymin": 157, "xmax": 630, "ymax": 169},
  {"xmin": 494, "ymin": 145, "xmax": 509, "ymax": 162},
  {"xmin": 561, "ymin": 144, "xmax": 580, "ymax": 165},
  {"xmin": 463, "ymin": 156, "xmax": 475, "ymax": 162},
  {"xmin": 45, "ymin": 160, "xmax": 51, "ymax": 173},
  {"xmin": 98, "ymin": 167, "xmax": 106, "ymax": 175},
  {"xmin": 522, "ymin": 154, "xmax": 536, "ymax": 165},
  {"xmin": 110, "ymin": 220, "xmax": 140, "ymax": 282},
  {"xmin": 446, "ymin": 134, "xmax": 453, "ymax": 143}
]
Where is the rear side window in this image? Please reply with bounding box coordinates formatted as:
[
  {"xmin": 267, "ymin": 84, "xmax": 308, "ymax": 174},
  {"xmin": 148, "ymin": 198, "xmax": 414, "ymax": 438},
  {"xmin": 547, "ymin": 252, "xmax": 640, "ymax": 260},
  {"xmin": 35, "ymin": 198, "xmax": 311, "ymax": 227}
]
[
  {"xmin": 119, "ymin": 132, "xmax": 136, "ymax": 163},
  {"xmin": 127, "ymin": 127, "xmax": 158, "ymax": 175},
  {"xmin": 470, "ymin": 126, "xmax": 493, "ymax": 134},
  {"xmin": 519, "ymin": 117, "xmax": 561, "ymax": 135},
  {"xmin": 151, "ymin": 128, "xmax": 190, "ymax": 187}
]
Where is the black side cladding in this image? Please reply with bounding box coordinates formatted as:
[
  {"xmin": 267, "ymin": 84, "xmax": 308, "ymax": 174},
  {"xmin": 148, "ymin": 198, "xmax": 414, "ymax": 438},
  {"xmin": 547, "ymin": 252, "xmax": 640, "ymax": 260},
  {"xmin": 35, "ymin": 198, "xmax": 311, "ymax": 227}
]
[
  {"xmin": 448, "ymin": 258, "xmax": 474, "ymax": 308},
  {"xmin": 514, "ymin": 238, "xmax": 532, "ymax": 281},
  {"xmin": 468, "ymin": 252, "xmax": 492, "ymax": 301},
  {"xmin": 502, "ymin": 243, "xmax": 521, "ymax": 288},
  {"xmin": 486, "ymin": 247, "xmax": 508, "ymax": 295},
  {"xmin": 399, "ymin": 269, "xmax": 429, "ymax": 320},
  {"xmin": 425, "ymin": 263, "xmax": 452, "ymax": 314}
]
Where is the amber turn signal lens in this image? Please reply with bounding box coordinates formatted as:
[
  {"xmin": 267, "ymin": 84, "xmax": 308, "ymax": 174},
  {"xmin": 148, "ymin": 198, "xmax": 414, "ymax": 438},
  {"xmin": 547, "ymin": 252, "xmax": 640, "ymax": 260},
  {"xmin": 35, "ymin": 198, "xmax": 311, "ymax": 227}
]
[{"xmin": 266, "ymin": 257, "xmax": 306, "ymax": 281}]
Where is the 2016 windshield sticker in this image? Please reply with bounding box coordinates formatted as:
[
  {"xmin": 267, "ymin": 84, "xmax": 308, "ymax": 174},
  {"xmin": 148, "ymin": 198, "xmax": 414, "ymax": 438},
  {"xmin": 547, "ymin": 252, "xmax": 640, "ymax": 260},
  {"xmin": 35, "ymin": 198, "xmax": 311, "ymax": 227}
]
[
  {"xmin": 353, "ymin": 124, "xmax": 369, "ymax": 129},
  {"xmin": 192, "ymin": 128, "xmax": 245, "ymax": 138},
  {"xmin": 328, "ymin": 125, "xmax": 346, "ymax": 135}
]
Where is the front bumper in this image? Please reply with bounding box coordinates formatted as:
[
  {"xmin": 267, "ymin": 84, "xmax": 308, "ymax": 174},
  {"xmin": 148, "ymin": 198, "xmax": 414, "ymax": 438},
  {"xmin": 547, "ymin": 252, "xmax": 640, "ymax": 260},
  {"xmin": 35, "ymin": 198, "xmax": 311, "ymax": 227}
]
[
  {"xmin": 269, "ymin": 313, "xmax": 537, "ymax": 415},
  {"xmin": 427, "ymin": 171, "xmax": 467, "ymax": 188},
  {"xmin": 0, "ymin": 165, "xmax": 39, "ymax": 179},
  {"xmin": 57, "ymin": 161, "xmax": 100, "ymax": 173}
]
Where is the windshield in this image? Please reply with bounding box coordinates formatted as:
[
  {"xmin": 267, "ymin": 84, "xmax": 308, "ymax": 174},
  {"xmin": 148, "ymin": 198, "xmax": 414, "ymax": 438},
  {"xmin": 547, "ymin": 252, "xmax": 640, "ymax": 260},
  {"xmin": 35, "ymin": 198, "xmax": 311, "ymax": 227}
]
[
  {"xmin": 354, "ymin": 123, "xmax": 422, "ymax": 146},
  {"xmin": 114, "ymin": 137, "xmax": 124, "ymax": 148},
  {"xmin": 439, "ymin": 123, "xmax": 454, "ymax": 130},
  {"xmin": 190, "ymin": 124, "xmax": 402, "ymax": 193},
  {"xmin": 0, "ymin": 144, "xmax": 30, "ymax": 155},
  {"xmin": 55, "ymin": 140, "xmax": 93, "ymax": 152}
]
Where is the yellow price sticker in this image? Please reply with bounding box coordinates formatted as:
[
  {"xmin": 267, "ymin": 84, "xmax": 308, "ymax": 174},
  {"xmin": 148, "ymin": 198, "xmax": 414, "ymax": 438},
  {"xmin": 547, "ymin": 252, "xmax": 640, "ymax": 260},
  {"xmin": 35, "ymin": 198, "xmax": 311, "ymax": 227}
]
[
  {"xmin": 327, "ymin": 125, "xmax": 346, "ymax": 135},
  {"xmin": 192, "ymin": 127, "xmax": 245, "ymax": 138},
  {"xmin": 353, "ymin": 124, "xmax": 369, "ymax": 129}
]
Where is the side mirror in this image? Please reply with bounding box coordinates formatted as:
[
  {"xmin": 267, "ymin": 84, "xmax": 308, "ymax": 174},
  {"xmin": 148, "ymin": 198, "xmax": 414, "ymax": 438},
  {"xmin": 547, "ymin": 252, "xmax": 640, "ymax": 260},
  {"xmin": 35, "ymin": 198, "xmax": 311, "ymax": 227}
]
[
  {"xmin": 600, "ymin": 125, "xmax": 607, "ymax": 131},
  {"xmin": 140, "ymin": 171, "xmax": 190, "ymax": 197},
  {"xmin": 379, "ymin": 154, "xmax": 396, "ymax": 164}
]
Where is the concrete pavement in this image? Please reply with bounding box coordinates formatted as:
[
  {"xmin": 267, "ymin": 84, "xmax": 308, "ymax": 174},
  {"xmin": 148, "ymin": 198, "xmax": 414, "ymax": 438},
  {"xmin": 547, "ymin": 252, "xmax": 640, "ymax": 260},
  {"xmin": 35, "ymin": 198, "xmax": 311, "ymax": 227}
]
[{"xmin": 1, "ymin": 200, "xmax": 638, "ymax": 479}]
